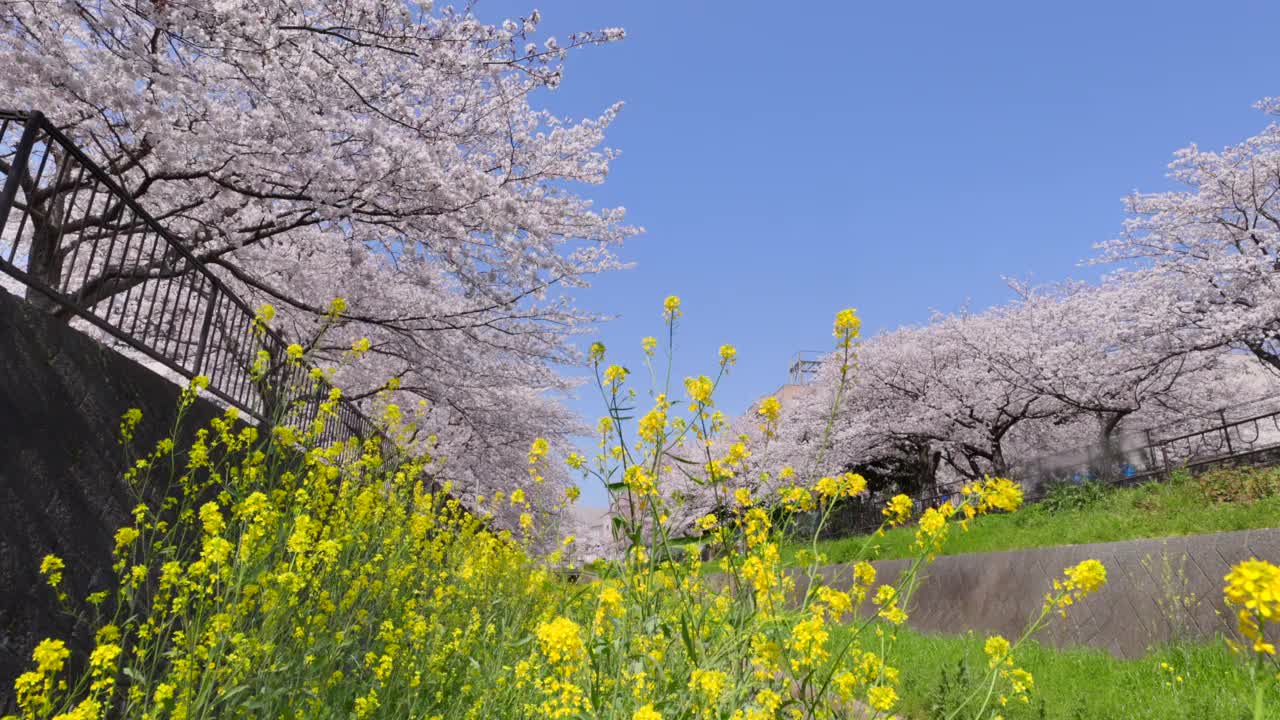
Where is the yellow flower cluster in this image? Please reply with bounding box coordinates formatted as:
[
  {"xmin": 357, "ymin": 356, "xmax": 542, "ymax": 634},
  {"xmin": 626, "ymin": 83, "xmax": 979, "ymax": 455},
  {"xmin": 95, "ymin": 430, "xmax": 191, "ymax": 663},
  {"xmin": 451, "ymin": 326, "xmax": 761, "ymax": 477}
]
[
  {"xmin": 1044, "ymin": 558, "xmax": 1109, "ymax": 616},
  {"xmin": 533, "ymin": 617, "xmax": 591, "ymax": 717},
  {"xmin": 590, "ymin": 340, "xmax": 607, "ymax": 364},
  {"xmin": 663, "ymin": 295, "xmax": 682, "ymax": 321},
  {"xmin": 603, "ymin": 364, "xmax": 630, "ymax": 391},
  {"xmin": 780, "ymin": 485, "xmax": 815, "ymax": 513},
  {"xmin": 688, "ymin": 668, "xmax": 728, "ymax": 714},
  {"xmin": 958, "ymin": 476, "xmax": 1024, "ymax": 521},
  {"xmin": 1223, "ymin": 558, "xmax": 1280, "ymax": 656},
  {"xmin": 982, "ymin": 634, "xmax": 1034, "ymax": 705},
  {"xmin": 536, "ymin": 616, "xmax": 586, "ymax": 665},
  {"xmin": 529, "ymin": 437, "xmax": 550, "ymax": 483},
  {"xmin": 815, "ymin": 472, "xmax": 867, "ymax": 500},
  {"xmin": 119, "ymin": 407, "xmax": 143, "ymax": 443},
  {"xmin": 882, "ymin": 494, "xmax": 913, "ymax": 526},
  {"xmin": 624, "ymin": 466, "xmax": 657, "ymax": 497},
  {"xmin": 833, "ymin": 307, "xmax": 861, "ymax": 348},
  {"xmin": 867, "ymin": 684, "xmax": 898, "ymax": 712},
  {"xmin": 637, "ymin": 395, "xmax": 670, "ymax": 446},
  {"xmin": 684, "ymin": 375, "xmax": 714, "ymax": 407},
  {"xmin": 756, "ymin": 396, "xmax": 782, "ymax": 438},
  {"xmin": 39, "ymin": 554, "xmax": 65, "ymax": 590},
  {"xmin": 718, "ymin": 344, "xmax": 737, "ymax": 367},
  {"xmin": 913, "ymin": 503, "xmax": 959, "ymax": 556}
]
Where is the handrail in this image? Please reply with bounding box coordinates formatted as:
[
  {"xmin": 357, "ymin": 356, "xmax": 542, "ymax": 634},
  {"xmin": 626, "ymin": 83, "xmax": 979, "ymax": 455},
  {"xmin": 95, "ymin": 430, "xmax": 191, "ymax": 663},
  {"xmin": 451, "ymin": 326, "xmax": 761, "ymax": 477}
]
[{"xmin": 0, "ymin": 109, "xmax": 380, "ymax": 447}]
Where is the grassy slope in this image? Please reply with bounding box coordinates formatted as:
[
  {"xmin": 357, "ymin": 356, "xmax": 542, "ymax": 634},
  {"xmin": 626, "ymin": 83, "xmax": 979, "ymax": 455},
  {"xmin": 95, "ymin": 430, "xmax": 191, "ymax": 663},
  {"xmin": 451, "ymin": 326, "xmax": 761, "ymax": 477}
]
[
  {"xmin": 883, "ymin": 626, "xmax": 1279, "ymax": 720},
  {"xmin": 783, "ymin": 471, "xmax": 1280, "ymax": 566}
]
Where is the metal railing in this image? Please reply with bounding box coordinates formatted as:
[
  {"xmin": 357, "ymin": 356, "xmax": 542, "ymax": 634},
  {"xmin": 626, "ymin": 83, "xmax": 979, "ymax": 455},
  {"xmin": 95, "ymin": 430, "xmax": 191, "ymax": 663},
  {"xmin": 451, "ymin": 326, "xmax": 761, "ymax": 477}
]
[{"xmin": 0, "ymin": 110, "xmax": 378, "ymax": 447}]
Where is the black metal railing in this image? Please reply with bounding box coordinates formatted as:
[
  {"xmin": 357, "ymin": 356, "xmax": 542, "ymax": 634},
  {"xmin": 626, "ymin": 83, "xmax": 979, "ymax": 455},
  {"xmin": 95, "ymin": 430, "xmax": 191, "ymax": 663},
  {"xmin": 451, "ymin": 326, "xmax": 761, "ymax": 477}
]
[{"xmin": 0, "ymin": 110, "xmax": 378, "ymax": 447}]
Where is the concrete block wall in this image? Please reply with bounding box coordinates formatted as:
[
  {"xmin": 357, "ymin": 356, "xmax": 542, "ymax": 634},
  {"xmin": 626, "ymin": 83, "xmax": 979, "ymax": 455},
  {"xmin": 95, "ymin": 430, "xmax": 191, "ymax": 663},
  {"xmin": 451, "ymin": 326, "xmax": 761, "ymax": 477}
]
[
  {"xmin": 0, "ymin": 287, "xmax": 226, "ymax": 702},
  {"xmin": 805, "ymin": 528, "xmax": 1280, "ymax": 658}
]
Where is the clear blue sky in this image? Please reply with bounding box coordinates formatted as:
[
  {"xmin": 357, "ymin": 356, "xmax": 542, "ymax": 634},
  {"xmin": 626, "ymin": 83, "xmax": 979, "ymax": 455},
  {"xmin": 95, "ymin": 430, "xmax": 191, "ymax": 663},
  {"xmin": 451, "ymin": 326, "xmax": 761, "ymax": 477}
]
[{"xmin": 474, "ymin": 1, "xmax": 1280, "ymax": 507}]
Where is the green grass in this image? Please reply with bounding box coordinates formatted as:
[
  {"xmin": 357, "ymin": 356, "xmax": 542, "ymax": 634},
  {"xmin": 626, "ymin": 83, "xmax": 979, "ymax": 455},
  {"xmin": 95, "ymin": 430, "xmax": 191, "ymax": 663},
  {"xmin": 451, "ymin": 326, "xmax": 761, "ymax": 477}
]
[
  {"xmin": 783, "ymin": 468, "xmax": 1280, "ymax": 566},
  {"xmin": 876, "ymin": 625, "xmax": 1280, "ymax": 719}
]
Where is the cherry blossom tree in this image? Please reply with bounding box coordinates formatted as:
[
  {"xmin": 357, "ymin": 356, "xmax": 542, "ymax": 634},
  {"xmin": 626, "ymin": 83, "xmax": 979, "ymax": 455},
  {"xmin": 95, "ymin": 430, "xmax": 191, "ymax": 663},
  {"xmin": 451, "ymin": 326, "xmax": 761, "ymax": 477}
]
[
  {"xmin": 1099, "ymin": 97, "xmax": 1280, "ymax": 371},
  {"xmin": 974, "ymin": 278, "xmax": 1223, "ymax": 474},
  {"xmin": 0, "ymin": 1, "xmax": 636, "ymax": 504},
  {"xmin": 854, "ymin": 313, "xmax": 1062, "ymax": 479}
]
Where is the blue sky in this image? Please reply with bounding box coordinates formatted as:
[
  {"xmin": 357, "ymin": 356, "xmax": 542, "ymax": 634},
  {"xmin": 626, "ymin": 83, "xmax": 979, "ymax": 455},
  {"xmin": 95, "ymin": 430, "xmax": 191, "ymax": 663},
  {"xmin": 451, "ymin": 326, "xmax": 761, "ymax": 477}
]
[{"xmin": 473, "ymin": 1, "xmax": 1280, "ymax": 507}]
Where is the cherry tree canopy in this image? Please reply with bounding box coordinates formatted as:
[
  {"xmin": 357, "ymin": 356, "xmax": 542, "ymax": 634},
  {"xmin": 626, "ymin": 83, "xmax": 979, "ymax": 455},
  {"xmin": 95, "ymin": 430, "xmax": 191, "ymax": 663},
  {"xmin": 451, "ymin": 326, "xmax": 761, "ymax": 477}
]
[
  {"xmin": 0, "ymin": 0, "xmax": 637, "ymax": 503},
  {"xmin": 1100, "ymin": 98, "xmax": 1280, "ymax": 370},
  {"xmin": 981, "ymin": 279, "xmax": 1218, "ymax": 444}
]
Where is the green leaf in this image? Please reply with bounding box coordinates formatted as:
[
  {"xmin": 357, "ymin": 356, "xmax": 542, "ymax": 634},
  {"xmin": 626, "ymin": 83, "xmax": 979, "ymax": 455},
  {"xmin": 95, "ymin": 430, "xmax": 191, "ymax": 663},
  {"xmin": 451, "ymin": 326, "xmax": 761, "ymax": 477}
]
[
  {"xmin": 678, "ymin": 615, "xmax": 698, "ymax": 664},
  {"xmin": 665, "ymin": 453, "xmax": 701, "ymax": 465}
]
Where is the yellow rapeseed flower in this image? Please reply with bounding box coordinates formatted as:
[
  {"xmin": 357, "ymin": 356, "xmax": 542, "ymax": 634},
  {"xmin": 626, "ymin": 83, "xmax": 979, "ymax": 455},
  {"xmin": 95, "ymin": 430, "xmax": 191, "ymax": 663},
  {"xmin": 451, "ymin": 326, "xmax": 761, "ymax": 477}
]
[
  {"xmin": 603, "ymin": 364, "xmax": 629, "ymax": 391},
  {"xmin": 536, "ymin": 617, "xmax": 586, "ymax": 665},
  {"xmin": 688, "ymin": 668, "xmax": 728, "ymax": 703},
  {"xmin": 684, "ymin": 375, "xmax": 714, "ymax": 406},
  {"xmin": 633, "ymin": 704, "xmax": 662, "ymax": 720},
  {"xmin": 40, "ymin": 554, "xmax": 65, "ymax": 588},
  {"xmin": 589, "ymin": 341, "xmax": 607, "ymax": 364},
  {"xmin": 1065, "ymin": 558, "xmax": 1107, "ymax": 594},
  {"xmin": 757, "ymin": 396, "xmax": 781, "ymax": 423},
  {"xmin": 32, "ymin": 638, "xmax": 70, "ymax": 675},
  {"xmin": 867, "ymin": 685, "xmax": 898, "ymax": 712},
  {"xmin": 663, "ymin": 295, "xmax": 681, "ymax": 321},
  {"xmin": 883, "ymin": 494, "xmax": 913, "ymax": 526},
  {"xmin": 984, "ymin": 635, "xmax": 1011, "ymax": 668},
  {"xmin": 119, "ymin": 408, "xmax": 143, "ymax": 442},
  {"xmin": 624, "ymin": 466, "xmax": 657, "ymax": 497},
  {"xmin": 718, "ymin": 344, "xmax": 737, "ymax": 367},
  {"xmin": 833, "ymin": 308, "xmax": 861, "ymax": 345},
  {"xmin": 199, "ymin": 502, "xmax": 225, "ymax": 536},
  {"xmin": 1224, "ymin": 558, "xmax": 1280, "ymax": 655}
]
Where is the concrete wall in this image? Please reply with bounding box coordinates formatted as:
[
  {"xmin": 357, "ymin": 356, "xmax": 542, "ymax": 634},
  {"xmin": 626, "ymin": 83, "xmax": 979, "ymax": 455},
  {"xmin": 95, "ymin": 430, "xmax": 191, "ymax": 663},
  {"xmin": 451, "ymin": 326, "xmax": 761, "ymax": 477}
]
[
  {"xmin": 0, "ymin": 286, "xmax": 226, "ymax": 701},
  {"xmin": 805, "ymin": 527, "xmax": 1280, "ymax": 658}
]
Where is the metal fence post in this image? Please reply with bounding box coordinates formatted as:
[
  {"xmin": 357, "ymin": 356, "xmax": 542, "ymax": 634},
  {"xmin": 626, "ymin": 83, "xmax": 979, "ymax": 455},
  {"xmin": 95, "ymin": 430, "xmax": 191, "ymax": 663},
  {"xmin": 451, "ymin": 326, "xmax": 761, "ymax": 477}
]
[
  {"xmin": 0, "ymin": 112, "xmax": 43, "ymax": 234},
  {"xmin": 1219, "ymin": 409, "xmax": 1234, "ymax": 455},
  {"xmin": 192, "ymin": 286, "xmax": 218, "ymax": 375}
]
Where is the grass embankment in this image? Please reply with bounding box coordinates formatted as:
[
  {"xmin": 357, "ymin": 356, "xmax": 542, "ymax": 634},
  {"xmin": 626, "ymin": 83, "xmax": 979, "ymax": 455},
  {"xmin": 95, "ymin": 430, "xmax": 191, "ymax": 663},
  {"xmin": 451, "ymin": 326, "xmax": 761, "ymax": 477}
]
[
  {"xmin": 784, "ymin": 466, "xmax": 1280, "ymax": 566},
  {"xmin": 881, "ymin": 625, "xmax": 1280, "ymax": 719}
]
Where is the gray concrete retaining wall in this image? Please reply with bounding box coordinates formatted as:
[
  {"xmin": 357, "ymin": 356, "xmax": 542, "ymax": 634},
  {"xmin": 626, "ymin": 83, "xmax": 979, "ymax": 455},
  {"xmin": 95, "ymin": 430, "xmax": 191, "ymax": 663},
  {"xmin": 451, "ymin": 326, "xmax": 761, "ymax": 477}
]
[
  {"xmin": 0, "ymin": 286, "xmax": 226, "ymax": 703},
  {"xmin": 805, "ymin": 528, "xmax": 1280, "ymax": 658}
]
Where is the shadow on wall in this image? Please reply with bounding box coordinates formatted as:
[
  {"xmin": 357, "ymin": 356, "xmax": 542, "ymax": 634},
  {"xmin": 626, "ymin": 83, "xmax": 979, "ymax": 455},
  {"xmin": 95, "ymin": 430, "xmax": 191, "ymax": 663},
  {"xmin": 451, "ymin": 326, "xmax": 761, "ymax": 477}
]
[{"xmin": 0, "ymin": 286, "xmax": 229, "ymax": 705}]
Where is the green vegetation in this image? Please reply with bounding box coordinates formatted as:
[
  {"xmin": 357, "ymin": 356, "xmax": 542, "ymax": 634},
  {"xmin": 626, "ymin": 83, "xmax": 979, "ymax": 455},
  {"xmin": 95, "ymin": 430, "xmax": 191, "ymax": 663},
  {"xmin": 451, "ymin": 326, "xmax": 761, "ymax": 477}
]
[
  {"xmin": 882, "ymin": 626, "xmax": 1280, "ymax": 719},
  {"xmin": 784, "ymin": 466, "xmax": 1280, "ymax": 566}
]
